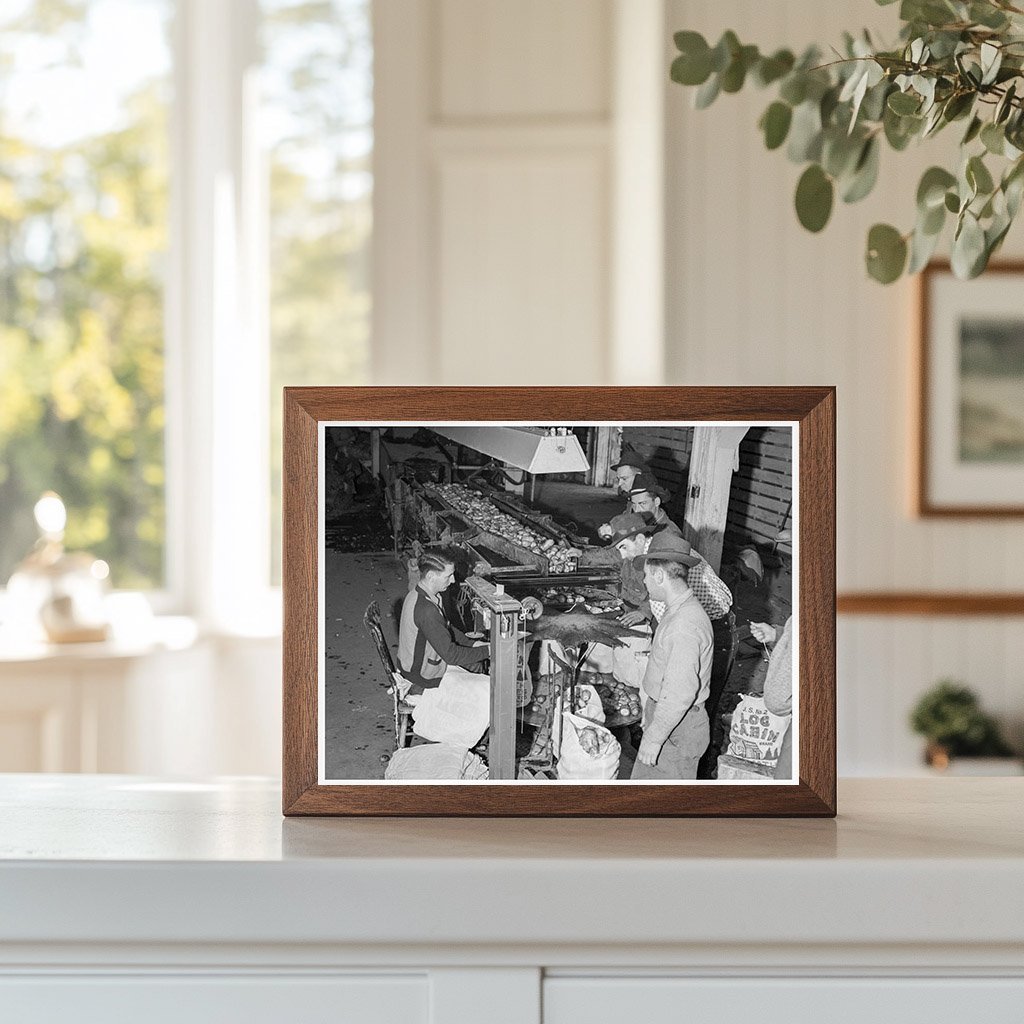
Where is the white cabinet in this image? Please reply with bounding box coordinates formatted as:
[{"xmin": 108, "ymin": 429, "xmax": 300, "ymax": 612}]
[
  {"xmin": 1, "ymin": 777, "xmax": 1022, "ymax": 1022},
  {"xmin": 1, "ymin": 975, "xmax": 428, "ymax": 1024},
  {"xmin": 544, "ymin": 977, "xmax": 1024, "ymax": 1023}
]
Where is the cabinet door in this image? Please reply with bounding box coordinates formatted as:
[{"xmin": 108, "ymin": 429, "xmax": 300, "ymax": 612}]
[
  {"xmin": 0, "ymin": 974, "xmax": 428, "ymax": 1024},
  {"xmin": 544, "ymin": 976, "xmax": 1024, "ymax": 1023}
]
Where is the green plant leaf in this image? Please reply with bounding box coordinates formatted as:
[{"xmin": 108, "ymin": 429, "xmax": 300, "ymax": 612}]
[
  {"xmin": 951, "ymin": 211, "xmax": 986, "ymax": 278},
  {"xmin": 884, "ymin": 106, "xmax": 922, "ymax": 150},
  {"xmin": 721, "ymin": 44, "xmax": 759, "ymax": 92},
  {"xmin": 942, "ymin": 91, "xmax": 974, "ymax": 123},
  {"xmin": 842, "ymin": 137, "xmax": 880, "ymax": 203},
  {"xmin": 970, "ymin": 2, "xmax": 1009, "ymax": 29},
  {"xmin": 753, "ymin": 49, "xmax": 795, "ymax": 87},
  {"xmin": 671, "ymin": 32, "xmax": 713, "ymax": 85},
  {"xmin": 694, "ymin": 73, "xmax": 721, "ymax": 109},
  {"xmin": 917, "ymin": 166, "xmax": 957, "ymax": 210},
  {"xmin": 888, "ymin": 90, "xmax": 921, "ymax": 115},
  {"xmin": 795, "ymin": 164, "xmax": 834, "ymax": 232},
  {"xmin": 787, "ymin": 100, "xmax": 823, "ymax": 162},
  {"xmin": 995, "ymin": 82, "xmax": 1017, "ymax": 125},
  {"xmin": 981, "ymin": 122, "xmax": 1005, "ymax": 155},
  {"xmin": 944, "ymin": 190, "xmax": 960, "ymax": 214},
  {"xmin": 980, "ymin": 41, "xmax": 1002, "ymax": 86},
  {"xmin": 866, "ymin": 223, "xmax": 908, "ymax": 283},
  {"xmin": 921, "ymin": 200, "xmax": 946, "ymax": 236},
  {"xmin": 779, "ymin": 73, "xmax": 807, "ymax": 106},
  {"xmin": 1003, "ymin": 158, "xmax": 1024, "ymax": 217},
  {"xmin": 760, "ymin": 101, "xmax": 792, "ymax": 150},
  {"xmin": 822, "ymin": 128, "xmax": 863, "ymax": 178},
  {"xmin": 860, "ymin": 79, "xmax": 892, "ymax": 122},
  {"xmin": 908, "ymin": 220, "xmax": 942, "ymax": 273},
  {"xmin": 967, "ymin": 154, "xmax": 995, "ymax": 195},
  {"xmin": 962, "ymin": 115, "xmax": 983, "ymax": 145},
  {"xmin": 710, "ymin": 31, "xmax": 740, "ymax": 73}
]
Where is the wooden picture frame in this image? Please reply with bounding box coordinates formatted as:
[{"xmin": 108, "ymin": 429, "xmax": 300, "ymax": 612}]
[
  {"xmin": 916, "ymin": 261, "xmax": 1024, "ymax": 517},
  {"xmin": 283, "ymin": 387, "xmax": 836, "ymax": 816}
]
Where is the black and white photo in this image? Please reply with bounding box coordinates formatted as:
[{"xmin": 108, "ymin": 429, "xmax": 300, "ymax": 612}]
[{"xmin": 318, "ymin": 422, "xmax": 797, "ymax": 785}]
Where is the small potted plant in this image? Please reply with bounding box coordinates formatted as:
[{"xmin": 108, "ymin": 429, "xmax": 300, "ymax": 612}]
[{"xmin": 910, "ymin": 680, "xmax": 1019, "ymax": 773}]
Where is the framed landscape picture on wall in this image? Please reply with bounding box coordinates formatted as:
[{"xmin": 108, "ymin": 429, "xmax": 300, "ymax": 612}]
[{"xmin": 917, "ymin": 262, "xmax": 1024, "ymax": 516}]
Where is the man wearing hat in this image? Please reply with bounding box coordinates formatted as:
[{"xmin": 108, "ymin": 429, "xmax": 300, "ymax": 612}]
[
  {"xmin": 630, "ymin": 530, "xmax": 713, "ymax": 780},
  {"xmin": 624, "ymin": 476, "xmax": 733, "ymax": 623},
  {"xmin": 602, "ymin": 511, "xmax": 661, "ymax": 689},
  {"xmin": 628, "ymin": 474, "xmax": 682, "ymax": 536},
  {"xmin": 596, "ymin": 452, "xmax": 653, "ymax": 539}
]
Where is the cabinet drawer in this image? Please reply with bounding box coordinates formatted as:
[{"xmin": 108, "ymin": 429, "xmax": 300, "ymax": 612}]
[
  {"xmin": 544, "ymin": 976, "xmax": 1024, "ymax": 1023},
  {"xmin": 0, "ymin": 974, "xmax": 427, "ymax": 1024}
]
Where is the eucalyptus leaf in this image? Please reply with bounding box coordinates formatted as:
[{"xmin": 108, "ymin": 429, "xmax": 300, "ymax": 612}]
[
  {"xmin": 970, "ymin": 2, "xmax": 1009, "ymax": 30},
  {"xmin": 995, "ymin": 82, "xmax": 1017, "ymax": 124},
  {"xmin": 795, "ymin": 164, "xmax": 834, "ymax": 232},
  {"xmin": 822, "ymin": 128, "xmax": 864, "ymax": 178},
  {"xmin": 908, "ymin": 221, "xmax": 943, "ymax": 273},
  {"xmin": 671, "ymin": 38, "xmax": 712, "ymax": 87},
  {"xmin": 861, "ymin": 80, "xmax": 892, "ymax": 122},
  {"xmin": 921, "ymin": 199, "xmax": 946, "ymax": 235},
  {"xmin": 980, "ymin": 42, "xmax": 1002, "ymax": 87},
  {"xmin": 944, "ymin": 190, "xmax": 961, "ymax": 213},
  {"xmin": 842, "ymin": 137, "xmax": 880, "ymax": 203},
  {"xmin": 754, "ymin": 49, "xmax": 795, "ymax": 87},
  {"xmin": 787, "ymin": 100, "xmax": 824, "ymax": 162},
  {"xmin": 967, "ymin": 154, "xmax": 995, "ymax": 195},
  {"xmin": 951, "ymin": 211, "xmax": 986, "ymax": 278},
  {"xmin": 721, "ymin": 44, "xmax": 759, "ymax": 93},
  {"xmin": 962, "ymin": 115, "xmax": 983, "ymax": 145},
  {"xmin": 942, "ymin": 92, "xmax": 974, "ymax": 122},
  {"xmin": 981, "ymin": 122, "xmax": 1005, "ymax": 155},
  {"xmin": 760, "ymin": 102, "xmax": 793, "ymax": 150},
  {"xmin": 710, "ymin": 31, "xmax": 740, "ymax": 74},
  {"xmin": 917, "ymin": 166, "xmax": 957, "ymax": 210},
  {"xmin": 866, "ymin": 223, "xmax": 908, "ymax": 283},
  {"xmin": 779, "ymin": 73, "xmax": 808, "ymax": 106},
  {"xmin": 888, "ymin": 91, "xmax": 921, "ymax": 115},
  {"xmin": 694, "ymin": 73, "xmax": 721, "ymax": 109}
]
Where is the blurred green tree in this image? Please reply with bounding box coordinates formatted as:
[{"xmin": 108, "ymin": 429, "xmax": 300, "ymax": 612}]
[{"xmin": 0, "ymin": 0, "xmax": 170, "ymax": 588}]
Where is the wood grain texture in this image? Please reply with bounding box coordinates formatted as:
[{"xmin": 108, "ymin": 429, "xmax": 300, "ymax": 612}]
[
  {"xmin": 916, "ymin": 260, "xmax": 1024, "ymax": 518},
  {"xmin": 282, "ymin": 392, "xmax": 319, "ymax": 813},
  {"xmin": 838, "ymin": 593, "xmax": 1024, "ymax": 616},
  {"xmin": 282, "ymin": 387, "xmax": 836, "ymax": 817}
]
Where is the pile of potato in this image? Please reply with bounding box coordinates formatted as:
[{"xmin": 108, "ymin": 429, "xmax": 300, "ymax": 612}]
[{"xmin": 434, "ymin": 483, "xmax": 576, "ymax": 572}]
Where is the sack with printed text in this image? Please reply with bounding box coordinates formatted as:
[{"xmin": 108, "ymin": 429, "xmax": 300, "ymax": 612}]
[{"xmin": 726, "ymin": 693, "xmax": 790, "ymax": 766}]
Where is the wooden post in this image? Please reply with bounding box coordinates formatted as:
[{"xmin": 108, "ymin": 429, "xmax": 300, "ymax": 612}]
[
  {"xmin": 589, "ymin": 426, "xmax": 618, "ymax": 488},
  {"xmin": 682, "ymin": 426, "xmax": 748, "ymax": 573},
  {"xmin": 370, "ymin": 428, "xmax": 381, "ymax": 478}
]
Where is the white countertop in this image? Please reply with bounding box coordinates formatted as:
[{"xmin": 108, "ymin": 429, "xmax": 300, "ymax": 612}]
[{"xmin": 1, "ymin": 775, "xmax": 1022, "ymax": 954}]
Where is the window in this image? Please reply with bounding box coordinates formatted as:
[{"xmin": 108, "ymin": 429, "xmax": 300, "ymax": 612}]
[
  {"xmin": 0, "ymin": 0, "xmax": 172, "ymax": 589},
  {"xmin": 261, "ymin": 0, "xmax": 373, "ymax": 582},
  {"xmin": 0, "ymin": 0, "xmax": 373, "ymax": 620}
]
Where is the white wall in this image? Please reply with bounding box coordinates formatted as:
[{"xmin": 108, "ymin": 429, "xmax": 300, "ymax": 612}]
[{"xmin": 664, "ymin": 0, "xmax": 1024, "ymax": 772}]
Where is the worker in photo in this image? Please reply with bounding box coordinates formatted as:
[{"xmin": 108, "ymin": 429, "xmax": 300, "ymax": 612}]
[{"xmin": 630, "ymin": 531, "xmax": 714, "ymax": 780}]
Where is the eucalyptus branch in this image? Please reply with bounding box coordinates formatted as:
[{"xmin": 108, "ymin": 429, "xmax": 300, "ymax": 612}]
[{"xmin": 670, "ymin": 3, "xmax": 1024, "ymax": 282}]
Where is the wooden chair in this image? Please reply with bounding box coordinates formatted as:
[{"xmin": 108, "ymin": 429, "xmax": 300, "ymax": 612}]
[{"xmin": 363, "ymin": 600, "xmax": 414, "ymax": 750}]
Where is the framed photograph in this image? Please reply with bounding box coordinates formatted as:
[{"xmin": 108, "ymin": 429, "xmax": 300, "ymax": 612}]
[
  {"xmin": 917, "ymin": 261, "xmax": 1024, "ymax": 516},
  {"xmin": 283, "ymin": 387, "xmax": 835, "ymax": 816}
]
